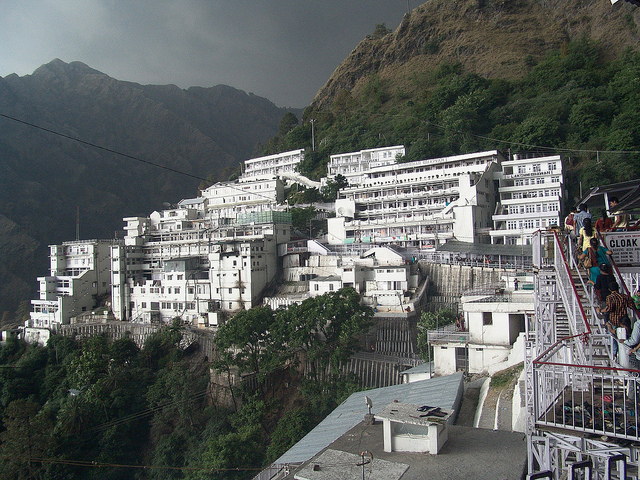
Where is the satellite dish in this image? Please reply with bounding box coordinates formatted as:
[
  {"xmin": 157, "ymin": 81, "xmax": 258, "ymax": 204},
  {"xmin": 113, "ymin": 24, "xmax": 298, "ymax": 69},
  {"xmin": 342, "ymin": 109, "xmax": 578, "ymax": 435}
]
[
  {"xmin": 365, "ymin": 395, "xmax": 373, "ymax": 414},
  {"xmin": 337, "ymin": 207, "xmax": 345, "ymax": 215}
]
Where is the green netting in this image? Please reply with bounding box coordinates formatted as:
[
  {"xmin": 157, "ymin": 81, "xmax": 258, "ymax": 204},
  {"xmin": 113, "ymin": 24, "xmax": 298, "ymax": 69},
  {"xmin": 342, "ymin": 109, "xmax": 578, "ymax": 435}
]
[{"xmin": 236, "ymin": 210, "xmax": 292, "ymax": 225}]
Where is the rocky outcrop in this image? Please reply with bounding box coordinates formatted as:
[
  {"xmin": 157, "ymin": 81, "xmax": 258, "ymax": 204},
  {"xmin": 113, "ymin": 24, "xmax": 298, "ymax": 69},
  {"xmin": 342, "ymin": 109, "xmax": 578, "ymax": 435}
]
[{"xmin": 311, "ymin": 0, "xmax": 640, "ymax": 109}]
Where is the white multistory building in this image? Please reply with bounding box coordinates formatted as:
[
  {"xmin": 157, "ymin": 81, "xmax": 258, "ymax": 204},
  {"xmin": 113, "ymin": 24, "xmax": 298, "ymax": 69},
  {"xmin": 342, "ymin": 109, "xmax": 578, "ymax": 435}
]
[
  {"xmin": 241, "ymin": 149, "xmax": 304, "ymax": 180},
  {"xmin": 429, "ymin": 277, "xmax": 533, "ymax": 377},
  {"xmin": 266, "ymin": 241, "xmax": 422, "ymax": 313},
  {"xmin": 26, "ymin": 239, "xmax": 115, "ymax": 344},
  {"xmin": 110, "ymin": 176, "xmax": 291, "ymax": 326},
  {"xmin": 327, "ymin": 150, "xmax": 502, "ymax": 249},
  {"xmin": 24, "ymin": 146, "xmax": 567, "ymax": 343},
  {"xmin": 327, "ymin": 145, "xmax": 405, "ymax": 186},
  {"xmin": 490, "ymin": 154, "xmax": 563, "ymax": 245}
]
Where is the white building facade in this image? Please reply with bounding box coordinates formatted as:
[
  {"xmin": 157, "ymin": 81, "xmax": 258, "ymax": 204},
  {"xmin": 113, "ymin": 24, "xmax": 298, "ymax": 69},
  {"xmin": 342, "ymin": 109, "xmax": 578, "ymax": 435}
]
[
  {"xmin": 490, "ymin": 154, "xmax": 563, "ymax": 245},
  {"xmin": 26, "ymin": 239, "xmax": 115, "ymax": 343},
  {"xmin": 429, "ymin": 285, "xmax": 533, "ymax": 376},
  {"xmin": 327, "ymin": 150, "xmax": 502, "ymax": 249},
  {"xmin": 111, "ymin": 176, "xmax": 291, "ymax": 326},
  {"xmin": 241, "ymin": 149, "xmax": 304, "ymax": 180},
  {"xmin": 327, "ymin": 145, "xmax": 405, "ymax": 186}
]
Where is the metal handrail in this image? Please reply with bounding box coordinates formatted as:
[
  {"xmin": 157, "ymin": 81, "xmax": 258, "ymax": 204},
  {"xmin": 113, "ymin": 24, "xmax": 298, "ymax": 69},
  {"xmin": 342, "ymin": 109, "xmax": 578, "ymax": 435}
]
[
  {"xmin": 532, "ymin": 359, "xmax": 640, "ymax": 442},
  {"xmin": 427, "ymin": 330, "xmax": 470, "ymax": 344},
  {"xmin": 550, "ymin": 230, "xmax": 591, "ymax": 336}
]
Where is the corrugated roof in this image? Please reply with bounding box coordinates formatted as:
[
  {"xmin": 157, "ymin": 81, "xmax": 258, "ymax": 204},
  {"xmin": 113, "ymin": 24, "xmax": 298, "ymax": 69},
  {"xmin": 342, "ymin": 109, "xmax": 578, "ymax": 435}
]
[
  {"xmin": 177, "ymin": 197, "xmax": 205, "ymax": 206},
  {"xmin": 275, "ymin": 373, "xmax": 464, "ymax": 465},
  {"xmin": 578, "ymin": 179, "xmax": 640, "ymax": 216}
]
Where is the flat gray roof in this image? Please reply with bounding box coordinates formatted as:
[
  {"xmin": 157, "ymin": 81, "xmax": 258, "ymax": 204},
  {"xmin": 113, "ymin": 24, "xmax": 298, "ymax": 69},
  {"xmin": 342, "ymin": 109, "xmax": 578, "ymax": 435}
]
[
  {"xmin": 376, "ymin": 402, "xmax": 452, "ymax": 426},
  {"xmin": 294, "ymin": 449, "xmax": 408, "ymax": 480},
  {"xmin": 287, "ymin": 420, "xmax": 527, "ymax": 480},
  {"xmin": 276, "ymin": 373, "xmax": 464, "ymax": 465},
  {"xmin": 436, "ymin": 240, "xmax": 532, "ymax": 256}
]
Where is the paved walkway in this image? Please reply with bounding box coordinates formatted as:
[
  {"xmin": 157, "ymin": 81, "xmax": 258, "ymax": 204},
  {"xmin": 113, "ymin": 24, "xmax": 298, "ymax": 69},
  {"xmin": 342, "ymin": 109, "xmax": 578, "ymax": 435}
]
[{"xmin": 456, "ymin": 369, "xmax": 519, "ymax": 431}]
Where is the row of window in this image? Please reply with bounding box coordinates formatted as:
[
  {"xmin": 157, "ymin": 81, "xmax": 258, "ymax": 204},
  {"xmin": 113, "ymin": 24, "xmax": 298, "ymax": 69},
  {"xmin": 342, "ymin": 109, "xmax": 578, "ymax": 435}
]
[
  {"xmin": 505, "ymin": 218, "xmax": 556, "ymax": 230},
  {"xmin": 511, "ymin": 188, "xmax": 560, "ymax": 199},
  {"xmin": 513, "ymin": 176, "xmax": 560, "ymax": 187},
  {"xmin": 137, "ymin": 301, "xmax": 196, "ymax": 311},
  {"xmin": 145, "ymin": 286, "xmax": 180, "ymax": 294},
  {"xmin": 516, "ymin": 162, "xmax": 557, "ymax": 173},
  {"xmin": 507, "ymin": 203, "xmax": 560, "ymax": 214}
]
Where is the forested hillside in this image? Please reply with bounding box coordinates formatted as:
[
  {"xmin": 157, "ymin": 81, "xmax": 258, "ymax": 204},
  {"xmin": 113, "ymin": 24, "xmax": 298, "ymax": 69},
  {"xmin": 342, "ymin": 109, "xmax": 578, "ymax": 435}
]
[
  {"xmin": 265, "ymin": 0, "xmax": 640, "ymax": 200},
  {"xmin": 267, "ymin": 38, "xmax": 640, "ymax": 204},
  {"xmin": 0, "ymin": 289, "xmax": 371, "ymax": 480}
]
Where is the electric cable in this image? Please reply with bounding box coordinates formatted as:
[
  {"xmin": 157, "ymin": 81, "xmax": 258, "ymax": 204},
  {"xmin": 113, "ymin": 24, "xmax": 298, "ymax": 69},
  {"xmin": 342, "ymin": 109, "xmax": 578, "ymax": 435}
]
[
  {"xmin": 1, "ymin": 455, "xmax": 265, "ymax": 472},
  {"xmin": 356, "ymin": 112, "xmax": 640, "ymax": 156},
  {"xmin": 0, "ymin": 111, "xmax": 291, "ymax": 203},
  {"xmin": 0, "ymin": 112, "xmax": 207, "ymax": 182}
]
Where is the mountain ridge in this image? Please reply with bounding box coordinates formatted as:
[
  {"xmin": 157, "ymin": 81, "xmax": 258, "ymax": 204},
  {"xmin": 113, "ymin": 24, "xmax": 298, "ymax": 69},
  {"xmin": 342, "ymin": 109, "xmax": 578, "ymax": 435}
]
[{"xmin": 311, "ymin": 0, "xmax": 640, "ymax": 109}]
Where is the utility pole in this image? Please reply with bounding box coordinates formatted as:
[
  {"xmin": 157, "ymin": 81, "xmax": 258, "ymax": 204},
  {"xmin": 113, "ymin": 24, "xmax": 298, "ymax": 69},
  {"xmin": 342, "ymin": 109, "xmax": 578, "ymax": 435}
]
[{"xmin": 310, "ymin": 119, "xmax": 316, "ymax": 151}]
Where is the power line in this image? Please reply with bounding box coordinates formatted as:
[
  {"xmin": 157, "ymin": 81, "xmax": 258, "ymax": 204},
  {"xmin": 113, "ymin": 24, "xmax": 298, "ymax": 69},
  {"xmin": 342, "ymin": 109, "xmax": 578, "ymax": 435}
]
[
  {"xmin": 1, "ymin": 455, "xmax": 370, "ymax": 472},
  {"xmin": 0, "ymin": 111, "xmax": 288, "ymax": 203},
  {"xmin": 0, "ymin": 112, "xmax": 208, "ymax": 182},
  {"xmin": 425, "ymin": 119, "xmax": 640, "ymax": 156},
  {"xmin": 2, "ymin": 456, "xmax": 265, "ymax": 472},
  {"xmin": 363, "ymin": 112, "xmax": 640, "ymax": 157},
  {"xmin": 88, "ymin": 389, "xmax": 209, "ymax": 433}
]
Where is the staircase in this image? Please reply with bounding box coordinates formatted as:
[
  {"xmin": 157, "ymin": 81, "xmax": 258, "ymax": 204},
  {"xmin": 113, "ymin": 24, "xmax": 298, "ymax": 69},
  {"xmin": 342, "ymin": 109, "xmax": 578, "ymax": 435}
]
[
  {"xmin": 554, "ymin": 306, "xmax": 571, "ymax": 340},
  {"xmin": 526, "ymin": 230, "xmax": 639, "ymax": 479}
]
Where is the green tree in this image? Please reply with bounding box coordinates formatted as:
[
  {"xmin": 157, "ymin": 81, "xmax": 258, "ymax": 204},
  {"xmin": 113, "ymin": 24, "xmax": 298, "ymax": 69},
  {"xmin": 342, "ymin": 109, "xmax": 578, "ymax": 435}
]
[
  {"xmin": 190, "ymin": 396, "xmax": 266, "ymax": 480},
  {"xmin": 141, "ymin": 318, "xmax": 185, "ymax": 370},
  {"xmin": 213, "ymin": 306, "xmax": 287, "ymax": 395},
  {"xmin": 290, "ymin": 206, "xmax": 318, "ymax": 236},
  {"xmin": 321, "ymin": 174, "xmax": 348, "ymax": 202},
  {"xmin": 146, "ymin": 360, "xmax": 210, "ymax": 479},
  {"xmin": 281, "ymin": 287, "xmax": 373, "ymax": 378},
  {"xmin": 0, "ymin": 399, "xmax": 54, "ymax": 480},
  {"xmin": 372, "ymin": 23, "xmax": 392, "ymax": 39},
  {"xmin": 278, "ymin": 112, "xmax": 299, "ymax": 138},
  {"xmin": 416, "ymin": 308, "xmax": 457, "ymax": 362},
  {"xmin": 266, "ymin": 407, "xmax": 311, "ymax": 462}
]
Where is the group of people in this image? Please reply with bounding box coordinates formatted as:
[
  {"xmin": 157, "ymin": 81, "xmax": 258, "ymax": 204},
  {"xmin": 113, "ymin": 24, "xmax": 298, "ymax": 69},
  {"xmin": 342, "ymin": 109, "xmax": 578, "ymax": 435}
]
[
  {"xmin": 563, "ymin": 198, "xmax": 636, "ymax": 284},
  {"xmin": 564, "ymin": 199, "xmax": 640, "ymax": 367},
  {"xmin": 564, "ymin": 196, "xmax": 632, "ymax": 240},
  {"xmin": 590, "ymin": 264, "xmax": 639, "ymax": 366}
]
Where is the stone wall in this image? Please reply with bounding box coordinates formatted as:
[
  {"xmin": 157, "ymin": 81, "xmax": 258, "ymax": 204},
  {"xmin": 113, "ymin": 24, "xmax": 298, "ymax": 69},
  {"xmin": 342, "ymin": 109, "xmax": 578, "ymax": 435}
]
[{"xmin": 420, "ymin": 263, "xmax": 507, "ymax": 311}]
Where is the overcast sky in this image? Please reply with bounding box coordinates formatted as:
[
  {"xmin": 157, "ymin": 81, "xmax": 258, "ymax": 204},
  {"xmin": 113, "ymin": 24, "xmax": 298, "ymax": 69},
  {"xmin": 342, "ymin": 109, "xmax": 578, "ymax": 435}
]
[{"xmin": 0, "ymin": 1, "xmax": 410, "ymax": 107}]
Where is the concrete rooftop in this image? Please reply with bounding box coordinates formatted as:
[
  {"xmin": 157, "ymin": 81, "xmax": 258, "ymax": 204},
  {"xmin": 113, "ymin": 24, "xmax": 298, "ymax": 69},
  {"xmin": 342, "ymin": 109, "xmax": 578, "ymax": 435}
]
[
  {"xmin": 287, "ymin": 419, "xmax": 527, "ymax": 480},
  {"xmin": 275, "ymin": 373, "xmax": 464, "ymax": 465}
]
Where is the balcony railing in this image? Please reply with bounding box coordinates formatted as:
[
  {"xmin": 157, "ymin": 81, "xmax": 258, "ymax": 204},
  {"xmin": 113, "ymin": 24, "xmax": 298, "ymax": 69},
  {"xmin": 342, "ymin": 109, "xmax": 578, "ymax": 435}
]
[
  {"xmin": 533, "ymin": 355, "xmax": 640, "ymax": 442},
  {"xmin": 427, "ymin": 329, "xmax": 470, "ymax": 344}
]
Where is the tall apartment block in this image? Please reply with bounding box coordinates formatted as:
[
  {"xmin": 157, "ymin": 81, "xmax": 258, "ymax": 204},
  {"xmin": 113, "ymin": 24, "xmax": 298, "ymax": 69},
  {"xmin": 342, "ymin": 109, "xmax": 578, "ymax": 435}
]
[
  {"xmin": 328, "ymin": 151, "xmax": 503, "ymax": 248},
  {"xmin": 26, "ymin": 239, "xmax": 114, "ymax": 343},
  {"xmin": 490, "ymin": 154, "xmax": 563, "ymax": 245}
]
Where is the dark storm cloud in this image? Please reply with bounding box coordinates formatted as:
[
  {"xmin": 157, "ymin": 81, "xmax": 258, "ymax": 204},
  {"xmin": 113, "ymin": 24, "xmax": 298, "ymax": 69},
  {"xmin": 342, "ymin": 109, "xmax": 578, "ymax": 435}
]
[{"xmin": 0, "ymin": 1, "xmax": 408, "ymax": 107}]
